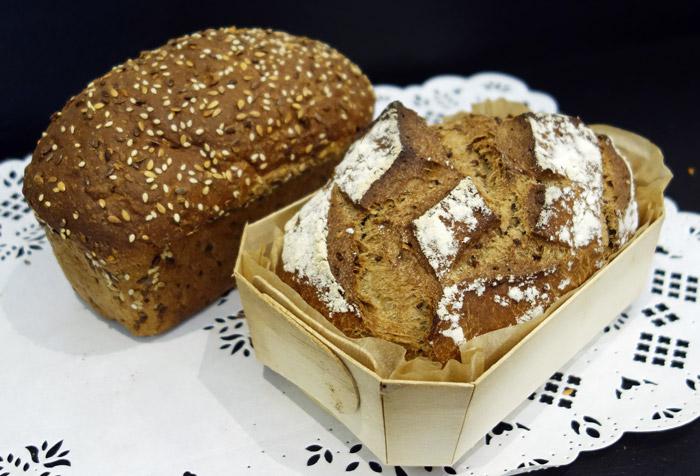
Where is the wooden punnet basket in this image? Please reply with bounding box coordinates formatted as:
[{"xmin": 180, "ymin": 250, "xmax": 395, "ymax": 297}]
[{"xmin": 234, "ymin": 123, "xmax": 670, "ymax": 466}]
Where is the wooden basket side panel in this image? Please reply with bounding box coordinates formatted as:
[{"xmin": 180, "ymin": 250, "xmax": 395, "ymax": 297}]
[
  {"xmin": 382, "ymin": 381, "xmax": 473, "ymax": 466},
  {"xmin": 237, "ymin": 273, "xmax": 389, "ymax": 460},
  {"xmin": 454, "ymin": 219, "xmax": 663, "ymax": 461}
]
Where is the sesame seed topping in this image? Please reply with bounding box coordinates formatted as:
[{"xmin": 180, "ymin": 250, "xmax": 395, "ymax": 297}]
[{"xmin": 29, "ymin": 27, "xmax": 373, "ymax": 242}]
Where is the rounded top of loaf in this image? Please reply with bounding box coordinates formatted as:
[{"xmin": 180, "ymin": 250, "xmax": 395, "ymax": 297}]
[
  {"xmin": 280, "ymin": 102, "xmax": 638, "ymax": 363},
  {"xmin": 23, "ymin": 27, "xmax": 374, "ymax": 245}
]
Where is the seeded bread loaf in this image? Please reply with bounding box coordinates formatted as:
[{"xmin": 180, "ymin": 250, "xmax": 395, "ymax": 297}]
[
  {"xmin": 23, "ymin": 27, "xmax": 374, "ymax": 335},
  {"xmin": 279, "ymin": 102, "xmax": 638, "ymax": 363}
]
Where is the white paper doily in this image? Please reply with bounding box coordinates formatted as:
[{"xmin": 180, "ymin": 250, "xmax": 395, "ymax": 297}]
[{"xmin": 0, "ymin": 73, "xmax": 697, "ymax": 476}]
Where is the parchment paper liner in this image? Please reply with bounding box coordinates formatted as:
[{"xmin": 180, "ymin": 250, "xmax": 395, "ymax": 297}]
[{"xmin": 239, "ymin": 100, "xmax": 672, "ymax": 383}]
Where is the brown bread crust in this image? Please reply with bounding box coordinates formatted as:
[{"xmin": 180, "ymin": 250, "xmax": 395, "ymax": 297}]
[
  {"xmin": 281, "ymin": 105, "xmax": 637, "ymax": 364},
  {"xmin": 23, "ymin": 27, "xmax": 374, "ymax": 335},
  {"xmin": 52, "ymin": 159, "xmax": 337, "ymax": 335}
]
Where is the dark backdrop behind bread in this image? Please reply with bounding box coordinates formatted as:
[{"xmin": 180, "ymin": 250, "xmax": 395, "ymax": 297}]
[{"xmin": 2, "ymin": 1, "xmax": 696, "ymax": 213}]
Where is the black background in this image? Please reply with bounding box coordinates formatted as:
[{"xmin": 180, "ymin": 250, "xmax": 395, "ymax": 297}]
[{"xmin": 1, "ymin": 1, "xmax": 699, "ymax": 473}]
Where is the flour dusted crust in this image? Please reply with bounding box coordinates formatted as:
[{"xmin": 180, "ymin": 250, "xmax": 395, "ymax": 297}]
[
  {"xmin": 280, "ymin": 103, "xmax": 639, "ymax": 363},
  {"xmin": 528, "ymin": 113, "xmax": 604, "ymax": 248},
  {"xmin": 599, "ymin": 135, "xmax": 638, "ymax": 246},
  {"xmin": 23, "ymin": 27, "xmax": 374, "ymax": 335},
  {"xmin": 334, "ymin": 106, "xmax": 403, "ymax": 204},
  {"xmin": 282, "ymin": 185, "xmax": 357, "ymax": 315},
  {"xmin": 413, "ymin": 176, "xmax": 496, "ymax": 279}
]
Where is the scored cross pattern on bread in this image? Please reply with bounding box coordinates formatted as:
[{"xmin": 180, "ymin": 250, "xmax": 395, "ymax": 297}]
[{"xmin": 281, "ymin": 101, "xmax": 638, "ymax": 363}]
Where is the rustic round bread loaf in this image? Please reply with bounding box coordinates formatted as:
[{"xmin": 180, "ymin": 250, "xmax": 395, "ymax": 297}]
[
  {"xmin": 279, "ymin": 101, "xmax": 638, "ymax": 363},
  {"xmin": 23, "ymin": 27, "xmax": 374, "ymax": 335}
]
